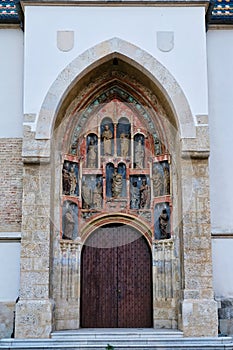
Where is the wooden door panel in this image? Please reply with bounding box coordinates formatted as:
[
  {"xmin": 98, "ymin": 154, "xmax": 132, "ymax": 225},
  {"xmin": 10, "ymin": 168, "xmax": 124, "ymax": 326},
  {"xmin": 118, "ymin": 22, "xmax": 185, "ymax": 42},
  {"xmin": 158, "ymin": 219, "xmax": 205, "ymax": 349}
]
[
  {"xmin": 81, "ymin": 227, "xmax": 118, "ymax": 328},
  {"xmin": 117, "ymin": 226, "xmax": 152, "ymax": 327},
  {"xmin": 81, "ymin": 224, "xmax": 152, "ymax": 328}
]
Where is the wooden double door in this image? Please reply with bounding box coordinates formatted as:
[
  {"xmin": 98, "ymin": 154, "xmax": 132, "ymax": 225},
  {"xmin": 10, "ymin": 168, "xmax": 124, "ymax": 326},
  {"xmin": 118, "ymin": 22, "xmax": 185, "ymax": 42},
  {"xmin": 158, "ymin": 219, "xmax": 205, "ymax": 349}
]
[{"xmin": 81, "ymin": 224, "xmax": 152, "ymax": 328}]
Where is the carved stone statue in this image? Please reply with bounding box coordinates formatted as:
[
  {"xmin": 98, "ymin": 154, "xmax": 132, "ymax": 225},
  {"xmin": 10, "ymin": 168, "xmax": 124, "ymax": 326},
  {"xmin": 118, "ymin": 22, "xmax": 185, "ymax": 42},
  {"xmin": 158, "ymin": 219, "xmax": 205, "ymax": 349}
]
[
  {"xmin": 135, "ymin": 139, "xmax": 145, "ymax": 169},
  {"xmin": 164, "ymin": 166, "xmax": 170, "ymax": 195},
  {"xmin": 93, "ymin": 181, "xmax": 102, "ymax": 209},
  {"xmin": 152, "ymin": 166, "xmax": 163, "ymax": 197},
  {"xmin": 70, "ymin": 166, "xmax": 77, "ymax": 195},
  {"xmin": 139, "ymin": 178, "xmax": 150, "ymax": 209},
  {"xmin": 87, "ymin": 138, "xmax": 97, "ymax": 168},
  {"xmin": 102, "ymin": 125, "xmax": 113, "ymax": 156},
  {"xmin": 159, "ymin": 208, "xmax": 170, "ymax": 239},
  {"xmin": 63, "ymin": 205, "xmax": 75, "ymax": 240},
  {"xmin": 112, "ymin": 169, "xmax": 122, "ymax": 198},
  {"xmin": 120, "ymin": 132, "xmax": 129, "ymax": 157},
  {"xmin": 82, "ymin": 181, "xmax": 92, "ymax": 209},
  {"xmin": 130, "ymin": 181, "xmax": 140, "ymax": 209},
  {"xmin": 62, "ymin": 162, "xmax": 71, "ymax": 195}
]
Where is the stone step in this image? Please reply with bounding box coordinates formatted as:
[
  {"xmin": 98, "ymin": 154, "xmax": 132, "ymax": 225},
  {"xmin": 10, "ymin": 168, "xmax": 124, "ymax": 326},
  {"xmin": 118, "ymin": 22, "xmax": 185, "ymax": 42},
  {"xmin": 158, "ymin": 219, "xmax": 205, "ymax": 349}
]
[
  {"xmin": 0, "ymin": 328, "xmax": 233, "ymax": 350},
  {"xmin": 51, "ymin": 328, "xmax": 184, "ymax": 340},
  {"xmin": 0, "ymin": 334, "xmax": 232, "ymax": 350}
]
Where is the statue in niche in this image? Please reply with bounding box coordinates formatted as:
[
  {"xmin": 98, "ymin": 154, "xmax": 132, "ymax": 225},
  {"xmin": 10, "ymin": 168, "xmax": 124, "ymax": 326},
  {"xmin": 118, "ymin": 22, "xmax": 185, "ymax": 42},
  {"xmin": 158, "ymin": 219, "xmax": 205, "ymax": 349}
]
[
  {"xmin": 63, "ymin": 205, "xmax": 75, "ymax": 240},
  {"xmin": 120, "ymin": 133, "xmax": 129, "ymax": 157},
  {"xmin": 112, "ymin": 168, "xmax": 123, "ymax": 198},
  {"xmin": 164, "ymin": 166, "xmax": 170, "ymax": 195},
  {"xmin": 70, "ymin": 166, "xmax": 77, "ymax": 195},
  {"xmin": 62, "ymin": 162, "xmax": 71, "ymax": 195},
  {"xmin": 130, "ymin": 181, "xmax": 140, "ymax": 209},
  {"xmin": 154, "ymin": 137, "xmax": 161, "ymax": 155},
  {"xmin": 152, "ymin": 165, "xmax": 163, "ymax": 197},
  {"xmin": 87, "ymin": 138, "xmax": 97, "ymax": 168},
  {"xmin": 135, "ymin": 139, "xmax": 145, "ymax": 169},
  {"xmin": 82, "ymin": 180, "xmax": 92, "ymax": 209},
  {"xmin": 139, "ymin": 178, "xmax": 150, "ymax": 209},
  {"xmin": 102, "ymin": 125, "xmax": 113, "ymax": 156},
  {"xmin": 93, "ymin": 181, "xmax": 103, "ymax": 210},
  {"xmin": 159, "ymin": 208, "xmax": 170, "ymax": 239}
]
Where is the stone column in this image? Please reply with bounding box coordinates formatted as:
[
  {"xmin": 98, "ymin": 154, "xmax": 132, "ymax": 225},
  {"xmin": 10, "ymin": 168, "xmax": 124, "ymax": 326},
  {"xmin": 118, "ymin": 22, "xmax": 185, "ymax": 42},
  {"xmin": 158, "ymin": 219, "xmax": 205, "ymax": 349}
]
[
  {"xmin": 179, "ymin": 137, "xmax": 218, "ymax": 336},
  {"xmin": 14, "ymin": 161, "xmax": 53, "ymax": 338}
]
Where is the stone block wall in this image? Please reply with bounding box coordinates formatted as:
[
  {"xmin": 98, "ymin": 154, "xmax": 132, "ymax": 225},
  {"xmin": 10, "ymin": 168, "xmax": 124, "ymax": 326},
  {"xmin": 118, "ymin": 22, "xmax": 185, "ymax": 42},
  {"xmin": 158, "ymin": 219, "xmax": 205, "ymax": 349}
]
[
  {"xmin": 0, "ymin": 302, "xmax": 15, "ymax": 339},
  {"xmin": 0, "ymin": 138, "xmax": 23, "ymax": 232}
]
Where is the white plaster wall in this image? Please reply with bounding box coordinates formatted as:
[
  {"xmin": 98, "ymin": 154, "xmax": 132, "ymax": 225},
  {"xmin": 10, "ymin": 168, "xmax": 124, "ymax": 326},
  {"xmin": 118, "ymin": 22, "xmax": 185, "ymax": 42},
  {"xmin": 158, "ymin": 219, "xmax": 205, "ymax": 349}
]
[
  {"xmin": 207, "ymin": 30, "xmax": 233, "ymax": 235},
  {"xmin": 24, "ymin": 6, "xmax": 208, "ymax": 118},
  {"xmin": 0, "ymin": 240, "xmax": 21, "ymax": 301},
  {"xmin": 0, "ymin": 28, "xmax": 23, "ymax": 138},
  {"xmin": 212, "ymin": 239, "xmax": 233, "ymax": 298}
]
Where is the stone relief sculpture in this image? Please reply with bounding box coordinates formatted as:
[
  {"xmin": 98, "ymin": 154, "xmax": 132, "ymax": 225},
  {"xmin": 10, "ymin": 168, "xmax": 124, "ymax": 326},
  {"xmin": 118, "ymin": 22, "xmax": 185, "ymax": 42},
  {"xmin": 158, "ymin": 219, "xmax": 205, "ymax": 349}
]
[
  {"xmin": 120, "ymin": 132, "xmax": 129, "ymax": 157},
  {"xmin": 87, "ymin": 137, "xmax": 97, "ymax": 168},
  {"xmin": 112, "ymin": 168, "xmax": 123, "ymax": 198},
  {"xmin": 164, "ymin": 165, "xmax": 170, "ymax": 195},
  {"xmin": 102, "ymin": 124, "xmax": 113, "ymax": 156},
  {"xmin": 82, "ymin": 180, "xmax": 92, "ymax": 209},
  {"xmin": 139, "ymin": 178, "xmax": 150, "ymax": 209},
  {"xmin": 135, "ymin": 139, "xmax": 145, "ymax": 169},
  {"xmin": 152, "ymin": 163, "xmax": 163, "ymax": 197},
  {"xmin": 154, "ymin": 203, "xmax": 170, "ymax": 239},
  {"xmin": 62, "ymin": 162, "xmax": 71, "ymax": 195},
  {"xmin": 70, "ymin": 166, "xmax": 77, "ymax": 195},
  {"xmin": 93, "ymin": 181, "xmax": 103, "ymax": 209},
  {"xmin": 159, "ymin": 209, "xmax": 170, "ymax": 239},
  {"xmin": 130, "ymin": 180, "xmax": 140, "ymax": 209},
  {"xmin": 62, "ymin": 202, "xmax": 78, "ymax": 240}
]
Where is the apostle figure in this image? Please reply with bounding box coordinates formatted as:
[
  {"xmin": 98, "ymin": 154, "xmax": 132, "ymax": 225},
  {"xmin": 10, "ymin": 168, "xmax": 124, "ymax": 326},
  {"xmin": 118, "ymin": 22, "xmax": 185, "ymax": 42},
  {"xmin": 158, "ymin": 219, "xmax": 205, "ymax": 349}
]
[
  {"xmin": 63, "ymin": 205, "xmax": 75, "ymax": 240},
  {"xmin": 93, "ymin": 181, "xmax": 103, "ymax": 209},
  {"xmin": 159, "ymin": 208, "xmax": 170, "ymax": 239},
  {"xmin": 87, "ymin": 138, "xmax": 97, "ymax": 168},
  {"xmin": 164, "ymin": 166, "xmax": 170, "ymax": 195},
  {"xmin": 62, "ymin": 162, "xmax": 71, "ymax": 195},
  {"xmin": 139, "ymin": 178, "xmax": 150, "ymax": 209},
  {"xmin": 120, "ymin": 132, "xmax": 129, "ymax": 157},
  {"xmin": 102, "ymin": 125, "xmax": 113, "ymax": 156},
  {"xmin": 130, "ymin": 181, "xmax": 140, "ymax": 209},
  {"xmin": 152, "ymin": 165, "xmax": 163, "ymax": 197},
  {"xmin": 135, "ymin": 139, "xmax": 145, "ymax": 169},
  {"xmin": 70, "ymin": 166, "xmax": 77, "ymax": 195},
  {"xmin": 82, "ymin": 180, "xmax": 92, "ymax": 209}
]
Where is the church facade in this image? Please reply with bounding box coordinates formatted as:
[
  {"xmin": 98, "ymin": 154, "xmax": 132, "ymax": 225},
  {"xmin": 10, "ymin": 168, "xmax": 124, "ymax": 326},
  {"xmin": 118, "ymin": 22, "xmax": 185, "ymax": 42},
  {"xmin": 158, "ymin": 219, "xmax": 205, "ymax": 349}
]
[{"xmin": 0, "ymin": 0, "xmax": 233, "ymax": 341}]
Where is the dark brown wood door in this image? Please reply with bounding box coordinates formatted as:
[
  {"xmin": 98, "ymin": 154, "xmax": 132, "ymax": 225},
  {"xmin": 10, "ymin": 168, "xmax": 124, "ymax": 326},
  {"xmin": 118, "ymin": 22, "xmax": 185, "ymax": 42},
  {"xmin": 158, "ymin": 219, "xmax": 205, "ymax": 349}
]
[{"xmin": 81, "ymin": 224, "xmax": 152, "ymax": 328}]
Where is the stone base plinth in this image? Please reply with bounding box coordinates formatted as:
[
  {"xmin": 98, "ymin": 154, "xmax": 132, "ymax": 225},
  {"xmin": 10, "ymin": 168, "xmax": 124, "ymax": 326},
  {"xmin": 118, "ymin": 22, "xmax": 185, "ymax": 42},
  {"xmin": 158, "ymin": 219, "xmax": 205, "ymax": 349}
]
[
  {"xmin": 181, "ymin": 299, "xmax": 218, "ymax": 337},
  {"xmin": 14, "ymin": 299, "xmax": 53, "ymax": 338}
]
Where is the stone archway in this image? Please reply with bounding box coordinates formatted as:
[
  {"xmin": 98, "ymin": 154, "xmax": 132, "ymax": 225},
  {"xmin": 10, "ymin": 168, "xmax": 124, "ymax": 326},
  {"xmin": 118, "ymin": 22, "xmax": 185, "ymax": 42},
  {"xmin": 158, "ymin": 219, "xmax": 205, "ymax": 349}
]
[{"xmin": 16, "ymin": 38, "xmax": 218, "ymax": 339}]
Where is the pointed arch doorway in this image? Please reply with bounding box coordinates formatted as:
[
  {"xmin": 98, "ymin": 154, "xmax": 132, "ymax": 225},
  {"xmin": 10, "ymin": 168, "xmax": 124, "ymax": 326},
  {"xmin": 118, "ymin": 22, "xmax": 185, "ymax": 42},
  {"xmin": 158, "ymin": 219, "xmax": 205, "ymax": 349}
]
[{"xmin": 80, "ymin": 223, "xmax": 152, "ymax": 328}]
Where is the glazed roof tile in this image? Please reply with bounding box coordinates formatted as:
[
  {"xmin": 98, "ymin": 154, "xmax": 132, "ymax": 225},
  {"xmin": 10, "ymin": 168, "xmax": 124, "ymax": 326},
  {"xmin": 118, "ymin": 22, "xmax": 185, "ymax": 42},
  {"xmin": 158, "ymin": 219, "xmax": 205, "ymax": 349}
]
[{"xmin": 0, "ymin": 0, "xmax": 232, "ymax": 25}]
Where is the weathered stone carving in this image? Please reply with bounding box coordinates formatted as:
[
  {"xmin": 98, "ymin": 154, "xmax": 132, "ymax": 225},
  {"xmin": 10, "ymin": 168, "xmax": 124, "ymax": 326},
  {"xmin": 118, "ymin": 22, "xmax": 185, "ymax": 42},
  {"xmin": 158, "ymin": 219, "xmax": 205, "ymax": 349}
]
[
  {"xmin": 152, "ymin": 164, "xmax": 163, "ymax": 197},
  {"xmin": 93, "ymin": 181, "xmax": 103, "ymax": 209},
  {"xmin": 62, "ymin": 162, "xmax": 71, "ymax": 195},
  {"xmin": 130, "ymin": 180, "xmax": 140, "ymax": 209},
  {"xmin": 112, "ymin": 168, "xmax": 123, "ymax": 198},
  {"xmin": 102, "ymin": 124, "xmax": 113, "ymax": 156},
  {"xmin": 139, "ymin": 178, "xmax": 150, "ymax": 209},
  {"xmin": 135, "ymin": 139, "xmax": 145, "ymax": 169},
  {"xmin": 82, "ymin": 180, "xmax": 92, "ymax": 209},
  {"xmin": 120, "ymin": 132, "xmax": 129, "ymax": 157},
  {"xmin": 87, "ymin": 137, "xmax": 97, "ymax": 168}
]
